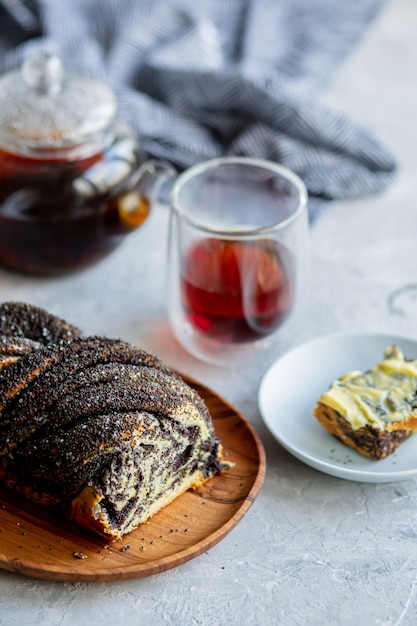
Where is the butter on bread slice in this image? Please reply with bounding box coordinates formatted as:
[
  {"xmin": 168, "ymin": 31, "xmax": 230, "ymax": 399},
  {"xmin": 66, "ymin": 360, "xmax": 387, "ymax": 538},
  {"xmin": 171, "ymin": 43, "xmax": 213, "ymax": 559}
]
[{"xmin": 313, "ymin": 345, "xmax": 417, "ymax": 459}]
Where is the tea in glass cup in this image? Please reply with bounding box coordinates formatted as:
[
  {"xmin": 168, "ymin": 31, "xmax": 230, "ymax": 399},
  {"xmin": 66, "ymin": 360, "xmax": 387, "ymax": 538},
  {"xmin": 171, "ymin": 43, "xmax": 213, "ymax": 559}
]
[{"xmin": 167, "ymin": 157, "xmax": 309, "ymax": 365}]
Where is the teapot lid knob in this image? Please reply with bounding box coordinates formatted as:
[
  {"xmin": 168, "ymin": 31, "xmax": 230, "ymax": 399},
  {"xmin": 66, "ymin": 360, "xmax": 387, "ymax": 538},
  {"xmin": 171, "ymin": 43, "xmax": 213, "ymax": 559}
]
[
  {"xmin": 22, "ymin": 51, "xmax": 64, "ymax": 94},
  {"xmin": 0, "ymin": 50, "xmax": 117, "ymax": 159}
]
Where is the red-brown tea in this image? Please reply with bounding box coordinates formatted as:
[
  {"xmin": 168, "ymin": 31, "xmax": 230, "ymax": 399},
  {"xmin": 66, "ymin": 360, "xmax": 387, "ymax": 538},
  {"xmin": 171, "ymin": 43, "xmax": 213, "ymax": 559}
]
[{"xmin": 180, "ymin": 238, "xmax": 293, "ymax": 343}]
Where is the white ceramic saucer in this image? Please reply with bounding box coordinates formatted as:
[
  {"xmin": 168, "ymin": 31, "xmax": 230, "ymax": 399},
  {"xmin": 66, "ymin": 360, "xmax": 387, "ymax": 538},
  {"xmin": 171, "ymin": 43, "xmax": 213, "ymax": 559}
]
[{"xmin": 258, "ymin": 332, "xmax": 417, "ymax": 483}]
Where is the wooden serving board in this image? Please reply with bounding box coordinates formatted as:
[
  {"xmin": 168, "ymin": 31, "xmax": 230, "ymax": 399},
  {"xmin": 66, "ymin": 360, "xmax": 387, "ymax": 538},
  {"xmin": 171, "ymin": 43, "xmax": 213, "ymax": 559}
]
[{"xmin": 0, "ymin": 376, "xmax": 265, "ymax": 582}]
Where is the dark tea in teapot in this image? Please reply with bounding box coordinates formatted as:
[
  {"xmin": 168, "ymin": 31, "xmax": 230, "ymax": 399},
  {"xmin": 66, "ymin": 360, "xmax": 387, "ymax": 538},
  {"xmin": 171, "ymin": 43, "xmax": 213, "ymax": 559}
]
[
  {"xmin": 0, "ymin": 51, "xmax": 166, "ymax": 274},
  {"xmin": 0, "ymin": 134, "xmax": 148, "ymax": 273}
]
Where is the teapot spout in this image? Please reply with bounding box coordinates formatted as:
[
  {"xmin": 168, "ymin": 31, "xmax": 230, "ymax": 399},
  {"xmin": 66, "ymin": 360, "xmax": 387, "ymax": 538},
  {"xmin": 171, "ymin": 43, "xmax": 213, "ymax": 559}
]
[
  {"xmin": 116, "ymin": 159, "xmax": 176, "ymax": 230},
  {"xmin": 130, "ymin": 159, "xmax": 177, "ymax": 200}
]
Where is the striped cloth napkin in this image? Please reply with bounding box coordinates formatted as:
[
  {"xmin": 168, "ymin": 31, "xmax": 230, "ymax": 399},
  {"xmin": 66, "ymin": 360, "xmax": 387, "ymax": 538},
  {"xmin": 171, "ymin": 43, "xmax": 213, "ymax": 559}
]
[{"xmin": 0, "ymin": 0, "xmax": 396, "ymax": 219}]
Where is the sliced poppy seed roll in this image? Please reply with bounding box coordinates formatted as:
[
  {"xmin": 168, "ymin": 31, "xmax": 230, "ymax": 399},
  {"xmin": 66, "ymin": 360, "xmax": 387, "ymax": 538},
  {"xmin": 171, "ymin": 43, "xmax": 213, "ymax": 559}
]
[{"xmin": 0, "ymin": 302, "xmax": 227, "ymax": 540}]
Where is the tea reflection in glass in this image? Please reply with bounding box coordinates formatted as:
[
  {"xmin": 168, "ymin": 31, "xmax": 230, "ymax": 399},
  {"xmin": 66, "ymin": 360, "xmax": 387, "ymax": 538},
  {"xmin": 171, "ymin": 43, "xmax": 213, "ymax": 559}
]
[{"xmin": 167, "ymin": 157, "xmax": 309, "ymax": 365}]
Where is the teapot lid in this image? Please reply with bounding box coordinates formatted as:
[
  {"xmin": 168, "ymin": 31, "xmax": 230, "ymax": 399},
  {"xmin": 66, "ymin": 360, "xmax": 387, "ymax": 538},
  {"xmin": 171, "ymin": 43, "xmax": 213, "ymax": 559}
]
[{"xmin": 0, "ymin": 50, "xmax": 117, "ymax": 159}]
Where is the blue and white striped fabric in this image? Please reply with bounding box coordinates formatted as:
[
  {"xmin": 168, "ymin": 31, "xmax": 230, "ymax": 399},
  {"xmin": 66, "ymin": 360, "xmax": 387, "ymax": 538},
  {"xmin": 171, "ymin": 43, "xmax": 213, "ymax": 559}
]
[{"xmin": 0, "ymin": 0, "xmax": 395, "ymax": 219}]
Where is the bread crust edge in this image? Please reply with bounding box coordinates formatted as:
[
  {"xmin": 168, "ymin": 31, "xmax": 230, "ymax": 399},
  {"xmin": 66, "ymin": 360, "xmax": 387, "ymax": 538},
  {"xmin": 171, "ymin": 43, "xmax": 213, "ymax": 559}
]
[
  {"xmin": 69, "ymin": 470, "xmax": 210, "ymax": 541},
  {"xmin": 313, "ymin": 402, "xmax": 415, "ymax": 460}
]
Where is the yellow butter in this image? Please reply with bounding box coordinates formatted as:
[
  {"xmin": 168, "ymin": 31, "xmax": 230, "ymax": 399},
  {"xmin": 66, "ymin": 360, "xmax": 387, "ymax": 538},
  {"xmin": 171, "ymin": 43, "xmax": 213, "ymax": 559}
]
[{"xmin": 317, "ymin": 345, "xmax": 417, "ymax": 430}]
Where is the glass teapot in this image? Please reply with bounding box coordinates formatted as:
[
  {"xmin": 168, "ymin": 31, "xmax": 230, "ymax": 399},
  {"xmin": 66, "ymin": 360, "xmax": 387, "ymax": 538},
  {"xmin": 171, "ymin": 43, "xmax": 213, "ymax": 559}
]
[{"xmin": 0, "ymin": 51, "xmax": 174, "ymax": 274}]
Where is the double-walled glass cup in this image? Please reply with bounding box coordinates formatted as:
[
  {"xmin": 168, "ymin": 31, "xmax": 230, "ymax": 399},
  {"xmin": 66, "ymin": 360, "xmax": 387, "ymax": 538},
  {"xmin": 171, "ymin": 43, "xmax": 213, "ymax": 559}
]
[{"xmin": 167, "ymin": 157, "xmax": 309, "ymax": 366}]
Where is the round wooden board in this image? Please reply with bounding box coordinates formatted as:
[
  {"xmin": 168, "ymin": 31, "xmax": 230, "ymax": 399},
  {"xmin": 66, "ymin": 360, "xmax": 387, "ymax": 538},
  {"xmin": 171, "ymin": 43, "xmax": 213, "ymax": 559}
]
[{"xmin": 0, "ymin": 376, "xmax": 265, "ymax": 582}]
